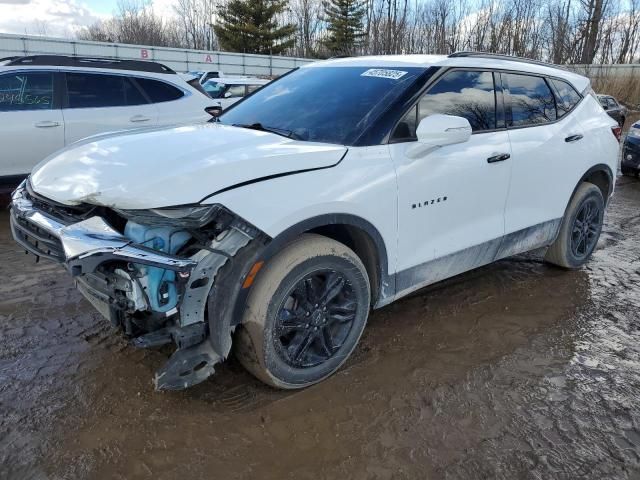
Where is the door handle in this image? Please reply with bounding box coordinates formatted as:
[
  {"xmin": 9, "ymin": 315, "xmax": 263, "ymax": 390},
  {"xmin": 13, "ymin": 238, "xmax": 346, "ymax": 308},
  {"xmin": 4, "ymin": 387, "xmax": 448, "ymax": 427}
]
[
  {"xmin": 130, "ymin": 115, "xmax": 151, "ymax": 123},
  {"xmin": 487, "ymin": 153, "xmax": 510, "ymax": 163},
  {"xmin": 34, "ymin": 121, "xmax": 60, "ymax": 128},
  {"xmin": 565, "ymin": 134, "xmax": 583, "ymax": 143}
]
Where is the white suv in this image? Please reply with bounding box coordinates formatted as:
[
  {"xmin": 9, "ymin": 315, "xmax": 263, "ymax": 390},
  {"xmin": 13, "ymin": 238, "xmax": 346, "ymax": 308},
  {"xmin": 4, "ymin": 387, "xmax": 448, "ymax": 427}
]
[
  {"xmin": 10, "ymin": 53, "xmax": 620, "ymax": 391},
  {"xmin": 0, "ymin": 55, "xmax": 216, "ymax": 185}
]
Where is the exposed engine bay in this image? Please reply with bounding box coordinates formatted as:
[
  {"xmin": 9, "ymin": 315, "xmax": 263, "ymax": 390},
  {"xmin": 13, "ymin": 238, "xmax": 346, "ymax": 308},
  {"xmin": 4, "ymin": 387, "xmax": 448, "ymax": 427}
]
[{"xmin": 11, "ymin": 181, "xmax": 265, "ymax": 390}]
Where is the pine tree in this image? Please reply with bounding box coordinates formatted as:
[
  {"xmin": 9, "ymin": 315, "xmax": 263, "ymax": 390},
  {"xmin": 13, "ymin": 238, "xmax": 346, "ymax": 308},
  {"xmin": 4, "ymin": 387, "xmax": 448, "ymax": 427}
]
[
  {"xmin": 323, "ymin": 0, "xmax": 366, "ymax": 55},
  {"xmin": 214, "ymin": 0, "xmax": 296, "ymax": 55}
]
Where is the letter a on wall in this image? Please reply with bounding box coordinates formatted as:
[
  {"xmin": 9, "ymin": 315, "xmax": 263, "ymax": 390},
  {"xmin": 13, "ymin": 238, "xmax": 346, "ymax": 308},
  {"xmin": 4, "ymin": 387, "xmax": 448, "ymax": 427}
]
[{"xmin": 205, "ymin": 54, "xmax": 212, "ymax": 63}]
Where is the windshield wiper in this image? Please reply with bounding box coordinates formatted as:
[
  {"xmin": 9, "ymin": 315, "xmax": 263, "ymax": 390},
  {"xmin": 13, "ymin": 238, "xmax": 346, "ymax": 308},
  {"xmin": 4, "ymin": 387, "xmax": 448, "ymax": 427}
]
[{"xmin": 232, "ymin": 122, "xmax": 301, "ymax": 140}]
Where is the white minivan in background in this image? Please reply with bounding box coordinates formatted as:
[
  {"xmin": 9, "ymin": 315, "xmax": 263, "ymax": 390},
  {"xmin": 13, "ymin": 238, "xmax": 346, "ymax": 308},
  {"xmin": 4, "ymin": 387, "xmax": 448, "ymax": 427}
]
[{"xmin": 0, "ymin": 55, "xmax": 217, "ymax": 186}]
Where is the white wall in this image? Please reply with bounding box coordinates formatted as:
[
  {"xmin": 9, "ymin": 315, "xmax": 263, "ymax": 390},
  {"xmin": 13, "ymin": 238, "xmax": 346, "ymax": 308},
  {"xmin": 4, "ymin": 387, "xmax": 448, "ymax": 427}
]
[{"xmin": 0, "ymin": 33, "xmax": 314, "ymax": 75}]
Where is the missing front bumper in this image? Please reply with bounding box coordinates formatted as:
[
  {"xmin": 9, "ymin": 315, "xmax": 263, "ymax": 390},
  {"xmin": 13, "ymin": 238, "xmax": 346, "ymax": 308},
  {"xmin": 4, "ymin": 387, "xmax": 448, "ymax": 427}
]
[{"xmin": 9, "ymin": 182, "xmax": 253, "ymax": 390}]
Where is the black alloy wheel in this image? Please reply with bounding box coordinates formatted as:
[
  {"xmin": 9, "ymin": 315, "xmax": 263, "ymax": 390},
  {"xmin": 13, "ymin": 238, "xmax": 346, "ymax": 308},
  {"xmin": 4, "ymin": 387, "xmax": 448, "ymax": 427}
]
[
  {"xmin": 571, "ymin": 198, "xmax": 602, "ymax": 259},
  {"xmin": 274, "ymin": 270, "xmax": 357, "ymax": 368}
]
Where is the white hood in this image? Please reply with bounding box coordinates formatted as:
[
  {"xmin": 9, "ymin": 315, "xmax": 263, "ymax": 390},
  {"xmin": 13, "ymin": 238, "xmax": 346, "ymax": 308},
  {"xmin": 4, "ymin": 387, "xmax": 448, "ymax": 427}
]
[{"xmin": 30, "ymin": 123, "xmax": 346, "ymax": 209}]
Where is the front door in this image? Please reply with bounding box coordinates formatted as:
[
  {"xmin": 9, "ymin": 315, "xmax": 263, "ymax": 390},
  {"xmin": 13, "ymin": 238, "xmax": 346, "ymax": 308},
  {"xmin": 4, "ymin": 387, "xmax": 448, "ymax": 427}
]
[
  {"xmin": 388, "ymin": 69, "xmax": 511, "ymax": 296},
  {"xmin": 0, "ymin": 70, "xmax": 64, "ymax": 177}
]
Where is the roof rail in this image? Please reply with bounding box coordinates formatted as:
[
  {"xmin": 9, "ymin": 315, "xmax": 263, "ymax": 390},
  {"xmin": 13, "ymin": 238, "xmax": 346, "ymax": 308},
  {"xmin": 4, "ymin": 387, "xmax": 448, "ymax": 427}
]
[
  {"xmin": 6, "ymin": 55, "xmax": 175, "ymax": 74},
  {"xmin": 448, "ymin": 51, "xmax": 565, "ymax": 70}
]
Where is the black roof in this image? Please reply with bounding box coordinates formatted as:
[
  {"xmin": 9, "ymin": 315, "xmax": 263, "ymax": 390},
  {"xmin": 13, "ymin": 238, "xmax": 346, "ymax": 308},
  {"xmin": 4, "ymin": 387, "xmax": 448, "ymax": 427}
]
[
  {"xmin": 5, "ymin": 55, "xmax": 175, "ymax": 74},
  {"xmin": 449, "ymin": 51, "xmax": 565, "ymax": 70}
]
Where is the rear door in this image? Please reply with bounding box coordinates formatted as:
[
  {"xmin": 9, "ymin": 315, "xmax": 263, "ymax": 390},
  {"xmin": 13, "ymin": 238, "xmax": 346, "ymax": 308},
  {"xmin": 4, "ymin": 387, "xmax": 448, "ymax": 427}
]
[
  {"xmin": 503, "ymin": 72, "xmax": 589, "ymax": 237},
  {"xmin": 0, "ymin": 70, "xmax": 64, "ymax": 177},
  {"xmin": 61, "ymin": 72, "xmax": 158, "ymax": 144},
  {"xmin": 133, "ymin": 77, "xmax": 195, "ymax": 126}
]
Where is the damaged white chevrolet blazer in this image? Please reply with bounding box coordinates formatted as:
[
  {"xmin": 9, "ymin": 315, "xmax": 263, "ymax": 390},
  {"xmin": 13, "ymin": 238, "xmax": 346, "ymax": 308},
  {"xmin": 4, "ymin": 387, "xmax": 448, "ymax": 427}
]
[{"xmin": 11, "ymin": 53, "xmax": 620, "ymax": 390}]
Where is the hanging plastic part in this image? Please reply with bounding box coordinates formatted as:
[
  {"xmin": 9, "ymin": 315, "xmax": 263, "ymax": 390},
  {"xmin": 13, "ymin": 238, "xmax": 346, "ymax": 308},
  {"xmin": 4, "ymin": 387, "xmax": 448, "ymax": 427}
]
[{"xmin": 154, "ymin": 341, "xmax": 221, "ymax": 391}]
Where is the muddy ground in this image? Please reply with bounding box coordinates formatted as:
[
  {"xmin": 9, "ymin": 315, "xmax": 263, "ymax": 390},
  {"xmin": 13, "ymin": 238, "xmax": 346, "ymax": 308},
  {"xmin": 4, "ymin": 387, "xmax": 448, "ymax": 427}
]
[{"xmin": 1, "ymin": 178, "xmax": 640, "ymax": 480}]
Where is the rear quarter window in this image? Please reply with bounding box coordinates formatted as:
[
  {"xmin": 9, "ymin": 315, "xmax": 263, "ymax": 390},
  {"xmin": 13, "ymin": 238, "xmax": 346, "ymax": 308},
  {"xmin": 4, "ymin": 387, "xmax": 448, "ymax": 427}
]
[
  {"xmin": 135, "ymin": 78, "xmax": 185, "ymax": 103},
  {"xmin": 549, "ymin": 79, "xmax": 581, "ymax": 118}
]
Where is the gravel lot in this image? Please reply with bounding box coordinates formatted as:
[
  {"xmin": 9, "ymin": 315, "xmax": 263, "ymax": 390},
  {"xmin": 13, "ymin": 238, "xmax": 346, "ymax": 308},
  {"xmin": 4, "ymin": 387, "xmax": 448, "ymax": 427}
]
[{"xmin": 1, "ymin": 177, "xmax": 639, "ymax": 480}]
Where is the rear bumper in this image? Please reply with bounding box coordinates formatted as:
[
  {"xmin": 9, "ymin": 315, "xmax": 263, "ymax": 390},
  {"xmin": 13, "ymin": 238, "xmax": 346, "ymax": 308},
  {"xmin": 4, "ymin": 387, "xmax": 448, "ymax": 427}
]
[{"xmin": 10, "ymin": 182, "xmax": 196, "ymax": 276}]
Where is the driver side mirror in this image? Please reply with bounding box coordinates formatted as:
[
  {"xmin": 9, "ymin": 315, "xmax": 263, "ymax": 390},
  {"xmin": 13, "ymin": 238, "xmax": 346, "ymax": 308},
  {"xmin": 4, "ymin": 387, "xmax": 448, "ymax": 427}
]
[{"xmin": 406, "ymin": 114, "xmax": 472, "ymax": 159}]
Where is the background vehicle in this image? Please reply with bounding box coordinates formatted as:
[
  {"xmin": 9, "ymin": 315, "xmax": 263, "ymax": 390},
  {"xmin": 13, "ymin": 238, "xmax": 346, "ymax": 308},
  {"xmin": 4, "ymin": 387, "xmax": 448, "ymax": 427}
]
[
  {"xmin": 202, "ymin": 77, "xmax": 270, "ymax": 109},
  {"xmin": 11, "ymin": 53, "xmax": 620, "ymax": 391},
  {"xmin": 0, "ymin": 55, "xmax": 217, "ymax": 185},
  {"xmin": 188, "ymin": 70, "xmax": 224, "ymax": 84},
  {"xmin": 598, "ymin": 94, "xmax": 627, "ymax": 127},
  {"xmin": 622, "ymin": 122, "xmax": 640, "ymax": 176}
]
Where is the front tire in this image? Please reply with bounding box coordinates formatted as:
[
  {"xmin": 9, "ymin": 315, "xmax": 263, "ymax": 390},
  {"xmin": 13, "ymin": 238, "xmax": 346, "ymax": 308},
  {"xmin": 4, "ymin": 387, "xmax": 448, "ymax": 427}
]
[
  {"xmin": 545, "ymin": 182, "xmax": 604, "ymax": 269},
  {"xmin": 235, "ymin": 234, "xmax": 371, "ymax": 389}
]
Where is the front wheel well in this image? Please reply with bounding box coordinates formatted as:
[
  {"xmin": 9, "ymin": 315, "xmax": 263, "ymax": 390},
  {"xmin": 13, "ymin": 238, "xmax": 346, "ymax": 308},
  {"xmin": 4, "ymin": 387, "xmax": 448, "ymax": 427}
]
[{"xmin": 308, "ymin": 224, "xmax": 382, "ymax": 306}]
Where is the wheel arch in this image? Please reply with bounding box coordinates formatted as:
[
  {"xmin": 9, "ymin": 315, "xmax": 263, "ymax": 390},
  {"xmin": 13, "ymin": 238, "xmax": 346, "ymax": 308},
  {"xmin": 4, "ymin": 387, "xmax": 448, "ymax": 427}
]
[
  {"xmin": 261, "ymin": 214, "xmax": 392, "ymax": 307},
  {"xmin": 577, "ymin": 164, "xmax": 614, "ymax": 205},
  {"xmin": 230, "ymin": 214, "xmax": 393, "ymax": 329}
]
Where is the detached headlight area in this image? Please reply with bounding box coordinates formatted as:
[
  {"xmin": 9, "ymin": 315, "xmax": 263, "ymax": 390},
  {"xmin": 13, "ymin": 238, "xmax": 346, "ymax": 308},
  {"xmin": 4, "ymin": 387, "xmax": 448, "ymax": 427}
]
[{"xmin": 114, "ymin": 204, "xmax": 224, "ymax": 229}]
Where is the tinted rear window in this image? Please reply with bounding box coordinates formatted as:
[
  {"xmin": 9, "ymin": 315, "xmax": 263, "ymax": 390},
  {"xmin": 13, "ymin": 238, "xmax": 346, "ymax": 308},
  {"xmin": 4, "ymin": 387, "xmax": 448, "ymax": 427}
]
[
  {"xmin": 506, "ymin": 74, "xmax": 556, "ymax": 127},
  {"xmin": 135, "ymin": 78, "xmax": 184, "ymax": 103},
  {"xmin": 550, "ymin": 79, "xmax": 581, "ymax": 118},
  {"xmin": 66, "ymin": 73, "xmax": 147, "ymax": 108}
]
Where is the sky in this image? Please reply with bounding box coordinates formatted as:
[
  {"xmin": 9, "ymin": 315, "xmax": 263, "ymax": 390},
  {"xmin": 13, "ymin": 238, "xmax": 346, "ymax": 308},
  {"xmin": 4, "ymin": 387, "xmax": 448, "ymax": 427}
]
[{"xmin": 0, "ymin": 0, "xmax": 175, "ymax": 38}]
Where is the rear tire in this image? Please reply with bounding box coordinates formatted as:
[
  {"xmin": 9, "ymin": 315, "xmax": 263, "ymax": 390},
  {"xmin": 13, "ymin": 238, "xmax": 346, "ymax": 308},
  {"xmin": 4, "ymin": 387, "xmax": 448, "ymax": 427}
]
[
  {"xmin": 235, "ymin": 234, "xmax": 371, "ymax": 389},
  {"xmin": 545, "ymin": 182, "xmax": 604, "ymax": 269}
]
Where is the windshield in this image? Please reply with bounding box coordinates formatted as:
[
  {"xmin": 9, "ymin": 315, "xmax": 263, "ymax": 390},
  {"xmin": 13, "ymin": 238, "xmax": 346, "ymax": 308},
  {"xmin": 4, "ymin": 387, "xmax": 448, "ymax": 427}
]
[{"xmin": 219, "ymin": 66, "xmax": 426, "ymax": 145}]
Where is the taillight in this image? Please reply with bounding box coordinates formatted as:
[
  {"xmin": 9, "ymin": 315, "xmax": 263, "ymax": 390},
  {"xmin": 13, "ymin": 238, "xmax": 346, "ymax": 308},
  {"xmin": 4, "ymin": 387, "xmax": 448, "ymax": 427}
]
[{"xmin": 612, "ymin": 126, "xmax": 622, "ymax": 143}]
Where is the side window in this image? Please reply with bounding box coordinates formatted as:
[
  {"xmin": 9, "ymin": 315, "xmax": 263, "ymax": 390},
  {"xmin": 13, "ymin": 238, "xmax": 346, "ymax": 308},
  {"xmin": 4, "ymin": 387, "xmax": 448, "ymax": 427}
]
[
  {"xmin": 224, "ymin": 85, "xmax": 246, "ymax": 98},
  {"xmin": 418, "ymin": 70, "xmax": 496, "ymax": 132},
  {"xmin": 392, "ymin": 70, "xmax": 496, "ymax": 140},
  {"xmin": 0, "ymin": 72, "xmax": 54, "ymax": 111},
  {"xmin": 606, "ymin": 97, "xmax": 618, "ymax": 108},
  {"xmin": 123, "ymin": 78, "xmax": 148, "ymax": 106},
  {"xmin": 135, "ymin": 78, "xmax": 184, "ymax": 103},
  {"xmin": 506, "ymin": 73, "xmax": 557, "ymax": 127},
  {"xmin": 66, "ymin": 73, "xmax": 132, "ymax": 108},
  {"xmin": 549, "ymin": 78, "xmax": 581, "ymax": 118}
]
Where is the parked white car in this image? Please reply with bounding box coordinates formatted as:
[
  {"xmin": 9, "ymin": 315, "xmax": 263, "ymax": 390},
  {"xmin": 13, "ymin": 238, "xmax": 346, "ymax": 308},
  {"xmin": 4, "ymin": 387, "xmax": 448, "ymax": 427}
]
[
  {"xmin": 0, "ymin": 55, "xmax": 217, "ymax": 185},
  {"xmin": 202, "ymin": 77, "xmax": 270, "ymax": 109},
  {"xmin": 10, "ymin": 53, "xmax": 620, "ymax": 391}
]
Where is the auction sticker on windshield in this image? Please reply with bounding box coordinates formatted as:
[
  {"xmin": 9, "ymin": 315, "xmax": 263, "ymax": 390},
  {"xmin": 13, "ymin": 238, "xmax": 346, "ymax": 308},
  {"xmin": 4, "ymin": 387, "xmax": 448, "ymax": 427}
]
[{"xmin": 361, "ymin": 69, "xmax": 408, "ymax": 80}]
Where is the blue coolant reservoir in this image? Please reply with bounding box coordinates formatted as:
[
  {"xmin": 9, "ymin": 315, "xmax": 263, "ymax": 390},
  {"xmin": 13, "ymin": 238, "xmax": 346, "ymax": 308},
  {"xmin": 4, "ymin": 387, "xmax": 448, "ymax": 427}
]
[{"xmin": 124, "ymin": 222, "xmax": 192, "ymax": 312}]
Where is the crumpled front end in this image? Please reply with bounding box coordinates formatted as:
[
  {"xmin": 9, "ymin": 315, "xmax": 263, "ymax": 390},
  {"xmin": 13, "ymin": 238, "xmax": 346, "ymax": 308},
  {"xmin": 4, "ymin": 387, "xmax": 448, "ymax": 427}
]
[{"xmin": 10, "ymin": 180, "xmax": 261, "ymax": 390}]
